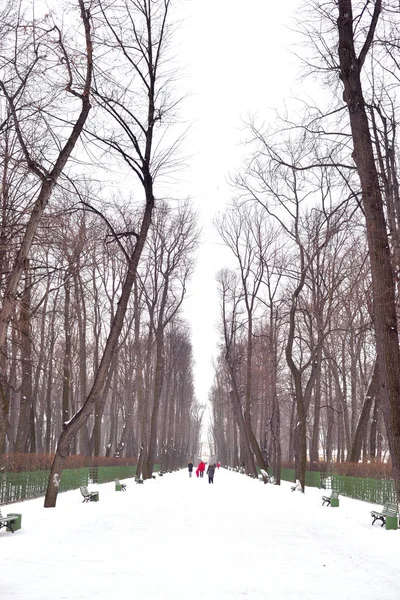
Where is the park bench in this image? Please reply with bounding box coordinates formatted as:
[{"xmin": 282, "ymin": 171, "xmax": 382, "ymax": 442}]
[
  {"xmin": 322, "ymin": 490, "xmax": 340, "ymax": 506},
  {"xmin": 291, "ymin": 479, "xmax": 303, "ymax": 492},
  {"xmin": 0, "ymin": 509, "xmax": 17, "ymax": 533},
  {"xmin": 80, "ymin": 486, "xmax": 99, "ymax": 502},
  {"xmin": 371, "ymin": 502, "xmax": 399, "ymax": 527},
  {"xmin": 115, "ymin": 479, "xmax": 126, "ymax": 491}
]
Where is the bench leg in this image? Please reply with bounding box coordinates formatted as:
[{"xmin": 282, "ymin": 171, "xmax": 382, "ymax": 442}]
[{"xmin": 0, "ymin": 520, "xmax": 14, "ymax": 533}]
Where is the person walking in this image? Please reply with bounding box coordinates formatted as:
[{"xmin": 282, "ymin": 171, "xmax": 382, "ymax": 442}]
[
  {"xmin": 198, "ymin": 460, "xmax": 206, "ymax": 478},
  {"xmin": 207, "ymin": 463, "xmax": 216, "ymax": 484},
  {"xmin": 188, "ymin": 461, "xmax": 194, "ymax": 477}
]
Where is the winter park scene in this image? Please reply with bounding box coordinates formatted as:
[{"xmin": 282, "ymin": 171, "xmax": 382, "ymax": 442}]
[{"xmin": 2, "ymin": 0, "xmax": 400, "ymax": 598}]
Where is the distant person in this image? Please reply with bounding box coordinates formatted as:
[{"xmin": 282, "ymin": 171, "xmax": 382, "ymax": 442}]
[
  {"xmin": 207, "ymin": 463, "xmax": 216, "ymax": 484},
  {"xmin": 198, "ymin": 460, "xmax": 206, "ymax": 478},
  {"xmin": 188, "ymin": 461, "xmax": 194, "ymax": 477},
  {"xmin": 216, "ymin": 462, "xmax": 220, "ymax": 469}
]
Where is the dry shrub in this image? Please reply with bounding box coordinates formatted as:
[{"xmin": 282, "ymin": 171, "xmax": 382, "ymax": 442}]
[
  {"xmin": 332, "ymin": 461, "xmax": 392, "ymax": 479},
  {"xmin": 0, "ymin": 453, "xmax": 138, "ymax": 472},
  {"xmin": 280, "ymin": 460, "xmax": 392, "ymax": 479}
]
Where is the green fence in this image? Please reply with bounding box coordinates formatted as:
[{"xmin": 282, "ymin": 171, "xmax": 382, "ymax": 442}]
[
  {"xmin": 331, "ymin": 474, "xmax": 396, "ymax": 504},
  {"xmin": 0, "ymin": 465, "xmax": 141, "ymax": 505},
  {"xmin": 276, "ymin": 467, "xmax": 396, "ymax": 504},
  {"xmin": 277, "ymin": 468, "xmax": 320, "ymax": 488}
]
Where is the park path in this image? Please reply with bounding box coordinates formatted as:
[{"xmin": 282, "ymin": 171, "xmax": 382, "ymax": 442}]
[{"xmin": 1, "ymin": 467, "xmax": 400, "ymax": 599}]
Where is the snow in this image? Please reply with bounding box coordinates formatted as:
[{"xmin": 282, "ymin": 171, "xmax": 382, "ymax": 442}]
[{"xmin": 1, "ymin": 468, "xmax": 399, "ymax": 599}]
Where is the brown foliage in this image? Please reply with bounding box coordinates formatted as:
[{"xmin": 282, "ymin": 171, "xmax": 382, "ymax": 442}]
[
  {"xmin": 281, "ymin": 460, "xmax": 393, "ymax": 479},
  {"xmin": 0, "ymin": 453, "xmax": 137, "ymax": 472},
  {"xmin": 331, "ymin": 461, "xmax": 392, "ymax": 479}
]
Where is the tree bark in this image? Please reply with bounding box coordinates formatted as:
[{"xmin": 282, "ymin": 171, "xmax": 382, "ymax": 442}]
[
  {"xmin": 348, "ymin": 360, "xmax": 379, "ymax": 462},
  {"xmin": 337, "ymin": 0, "xmax": 400, "ymax": 498},
  {"xmin": 44, "ymin": 179, "xmax": 154, "ymax": 507}
]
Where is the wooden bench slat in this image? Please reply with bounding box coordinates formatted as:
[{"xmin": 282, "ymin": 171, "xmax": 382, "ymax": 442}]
[
  {"xmin": 321, "ymin": 490, "xmax": 339, "ymax": 505},
  {"xmin": 371, "ymin": 502, "xmax": 399, "ymax": 527},
  {"xmin": 0, "ymin": 509, "xmax": 16, "ymax": 533}
]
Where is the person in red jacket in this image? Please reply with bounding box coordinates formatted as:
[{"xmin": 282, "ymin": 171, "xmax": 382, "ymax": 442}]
[
  {"xmin": 198, "ymin": 460, "xmax": 206, "ymax": 478},
  {"xmin": 216, "ymin": 462, "xmax": 221, "ymax": 469}
]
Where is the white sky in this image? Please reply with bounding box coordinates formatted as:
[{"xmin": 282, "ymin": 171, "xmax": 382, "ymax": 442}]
[
  {"xmin": 175, "ymin": 0, "xmax": 304, "ymax": 410},
  {"xmin": 2, "ymin": 469, "xmax": 400, "ymax": 599}
]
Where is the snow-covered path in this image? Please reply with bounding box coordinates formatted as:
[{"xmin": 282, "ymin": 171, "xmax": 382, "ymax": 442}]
[{"xmin": 1, "ymin": 468, "xmax": 399, "ymax": 599}]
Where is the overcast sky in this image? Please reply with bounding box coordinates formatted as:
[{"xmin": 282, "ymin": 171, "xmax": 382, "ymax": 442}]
[{"xmin": 174, "ymin": 0, "xmax": 303, "ymax": 417}]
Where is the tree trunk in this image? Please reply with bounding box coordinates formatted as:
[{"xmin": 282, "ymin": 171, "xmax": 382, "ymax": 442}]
[
  {"xmin": 44, "ymin": 177, "xmax": 154, "ymax": 507},
  {"xmin": 145, "ymin": 330, "xmax": 165, "ymax": 478},
  {"xmin": 348, "ymin": 360, "xmax": 379, "ymax": 462},
  {"xmin": 15, "ymin": 266, "xmax": 33, "ymax": 452},
  {"xmin": 337, "ymin": 0, "xmax": 400, "ymax": 498}
]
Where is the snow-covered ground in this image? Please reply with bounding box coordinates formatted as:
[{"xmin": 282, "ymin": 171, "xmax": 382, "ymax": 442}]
[{"xmin": 1, "ymin": 468, "xmax": 399, "ymax": 599}]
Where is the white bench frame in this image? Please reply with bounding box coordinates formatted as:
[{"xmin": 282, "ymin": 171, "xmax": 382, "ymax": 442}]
[
  {"xmin": 371, "ymin": 502, "xmax": 399, "ymax": 527},
  {"xmin": 80, "ymin": 485, "xmax": 99, "ymax": 502},
  {"xmin": 0, "ymin": 509, "xmax": 16, "ymax": 533},
  {"xmin": 322, "ymin": 490, "xmax": 339, "ymax": 506}
]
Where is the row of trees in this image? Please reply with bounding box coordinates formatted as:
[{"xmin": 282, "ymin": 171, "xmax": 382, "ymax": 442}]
[
  {"xmin": 0, "ymin": 0, "xmax": 203, "ymax": 507},
  {"xmin": 208, "ymin": 0, "xmax": 400, "ymax": 497},
  {"xmin": 3, "ymin": 0, "xmax": 400, "ymax": 507}
]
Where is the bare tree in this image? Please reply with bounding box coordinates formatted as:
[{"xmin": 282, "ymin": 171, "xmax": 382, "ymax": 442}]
[
  {"xmin": 0, "ymin": 0, "xmax": 93, "ymax": 451},
  {"xmin": 137, "ymin": 201, "xmax": 199, "ymax": 479},
  {"xmin": 334, "ymin": 0, "xmax": 400, "ymax": 497},
  {"xmin": 217, "ymin": 268, "xmax": 258, "ymax": 476},
  {"xmin": 215, "ymin": 203, "xmax": 271, "ymax": 472},
  {"xmin": 44, "ymin": 0, "xmax": 179, "ymax": 506}
]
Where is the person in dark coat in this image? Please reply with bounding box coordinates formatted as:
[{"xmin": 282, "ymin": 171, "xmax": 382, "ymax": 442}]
[
  {"xmin": 188, "ymin": 461, "xmax": 194, "ymax": 477},
  {"xmin": 207, "ymin": 463, "xmax": 216, "ymax": 484}
]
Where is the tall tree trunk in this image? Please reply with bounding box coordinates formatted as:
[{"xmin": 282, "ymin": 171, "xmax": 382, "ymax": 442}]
[
  {"xmin": 45, "ymin": 175, "xmax": 155, "ymax": 507},
  {"xmin": 337, "ymin": 0, "xmax": 400, "ymax": 498},
  {"xmin": 15, "ymin": 265, "xmax": 33, "ymax": 452},
  {"xmin": 348, "ymin": 360, "xmax": 379, "ymax": 462},
  {"xmin": 145, "ymin": 330, "xmax": 165, "ymax": 478},
  {"xmin": 62, "ymin": 274, "xmax": 71, "ymax": 427},
  {"xmin": 0, "ymin": 0, "xmax": 93, "ymax": 452},
  {"xmin": 75, "ymin": 273, "xmax": 90, "ymax": 456}
]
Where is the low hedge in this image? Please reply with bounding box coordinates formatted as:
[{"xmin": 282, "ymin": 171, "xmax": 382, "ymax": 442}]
[{"xmin": 0, "ymin": 453, "xmax": 138, "ymax": 473}]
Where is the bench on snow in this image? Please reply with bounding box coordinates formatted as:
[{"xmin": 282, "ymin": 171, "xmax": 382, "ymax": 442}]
[
  {"xmin": 322, "ymin": 490, "xmax": 339, "ymax": 506},
  {"xmin": 80, "ymin": 485, "xmax": 99, "ymax": 502},
  {"xmin": 371, "ymin": 502, "xmax": 399, "ymax": 527},
  {"xmin": 0, "ymin": 509, "xmax": 17, "ymax": 533},
  {"xmin": 291, "ymin": 479, "xmax": 303, "ymax": 492},
  {"xmin": 115, "ymin": 479, "xmax": 127, "ymax": 491}
]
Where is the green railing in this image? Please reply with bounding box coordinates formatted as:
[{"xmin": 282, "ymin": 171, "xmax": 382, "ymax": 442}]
[
  {"xmin": 269, "ymin": 468, "xmax": 321, "ymax": 488},
  {"xmin": 277, "ymin": 467, "xmax": 396, "ymax": 504},
  {"xmin": 91, "ymin": 466, "xmax": 137, "ymax": 484},
  {"xmin": 0, "ymin": 465, "xmax": 143, "ymax": 505},
  {"xmin": 331, "ymin": 474, "xmax": 396, "ymax": 504}
]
